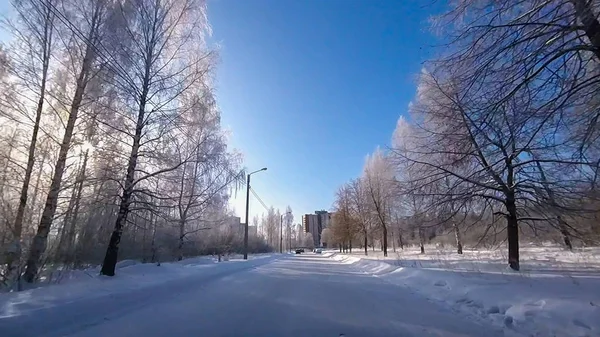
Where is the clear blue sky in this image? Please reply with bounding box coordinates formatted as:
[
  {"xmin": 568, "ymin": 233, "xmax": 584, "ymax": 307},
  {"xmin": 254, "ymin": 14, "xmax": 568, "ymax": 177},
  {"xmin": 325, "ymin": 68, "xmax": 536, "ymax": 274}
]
[{"xmin": 208, "ymin": 0, "xmax": 443, "ymax": 222}]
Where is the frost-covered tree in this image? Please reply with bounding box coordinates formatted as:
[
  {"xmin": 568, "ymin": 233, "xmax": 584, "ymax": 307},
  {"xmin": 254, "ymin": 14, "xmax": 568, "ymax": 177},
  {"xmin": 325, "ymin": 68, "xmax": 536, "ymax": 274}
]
[
  {"xmin": 362, "ymin": 148, "xmax": 394, "ymax": 257},
  {"xmin": 99, "ymin": 0, "xmax": 215, "ymax": 276}
]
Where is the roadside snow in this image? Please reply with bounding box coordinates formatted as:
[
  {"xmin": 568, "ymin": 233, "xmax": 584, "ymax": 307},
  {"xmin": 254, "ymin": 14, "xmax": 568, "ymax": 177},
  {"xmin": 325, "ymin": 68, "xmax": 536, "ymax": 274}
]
[
  {"xmin": 0, "ymin": 254, "xmax": 273, "ymax": 319},
  {"xmin": 330, "ymin": 246, "xmax": 600, "ymax": 337}
]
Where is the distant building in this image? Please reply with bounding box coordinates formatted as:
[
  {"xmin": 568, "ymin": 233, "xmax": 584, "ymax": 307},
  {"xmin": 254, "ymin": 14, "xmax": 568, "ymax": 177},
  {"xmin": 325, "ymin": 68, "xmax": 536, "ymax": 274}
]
[
  {"xmin": 302, "ymin": 210, "xmax": 332, "ymax": 247},
  {"xmin": 223, "ymin": 216, "xmax": 244, "ymax": 238},
  {"xmin": 248, "ymin": 225, "xmax": 257, "ymax": 238},
  {"xmin": 224, "ymin": 217, "xmax": 257, "ymax": 239}
]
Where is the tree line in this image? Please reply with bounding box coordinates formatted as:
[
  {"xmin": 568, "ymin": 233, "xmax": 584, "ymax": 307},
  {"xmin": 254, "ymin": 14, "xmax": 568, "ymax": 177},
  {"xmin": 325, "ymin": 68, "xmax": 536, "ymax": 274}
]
[
  {"xmin": 0, "ymin": 0, "xmax": 274, "ymax": 290},
  {"xmin": 252, "ymin": 206, "xmax": 315, "ymax": 252},
  {"xmin": 327, "ymin": 0, "xmax": 600, "ymax": 270}
]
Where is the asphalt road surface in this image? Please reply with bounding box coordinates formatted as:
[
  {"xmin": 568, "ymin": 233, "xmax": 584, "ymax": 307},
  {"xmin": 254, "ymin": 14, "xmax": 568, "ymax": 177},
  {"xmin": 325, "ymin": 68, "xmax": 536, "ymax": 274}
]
[{"xmin": 0, "ymin": 254, "xmax": 502, "ymax": 337}]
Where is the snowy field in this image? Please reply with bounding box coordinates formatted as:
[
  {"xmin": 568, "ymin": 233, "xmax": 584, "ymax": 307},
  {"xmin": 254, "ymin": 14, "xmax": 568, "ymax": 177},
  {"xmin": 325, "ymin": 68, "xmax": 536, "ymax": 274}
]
[{"xmin": 329, "ymin": 245, "xmax": 600, "ymax": 337}]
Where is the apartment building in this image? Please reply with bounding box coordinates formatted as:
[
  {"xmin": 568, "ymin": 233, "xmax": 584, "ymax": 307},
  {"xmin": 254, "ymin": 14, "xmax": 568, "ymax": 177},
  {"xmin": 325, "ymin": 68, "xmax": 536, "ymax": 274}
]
[{"xmin": 302, "ymin": 210, "xmax": 332, "ymax": 247}]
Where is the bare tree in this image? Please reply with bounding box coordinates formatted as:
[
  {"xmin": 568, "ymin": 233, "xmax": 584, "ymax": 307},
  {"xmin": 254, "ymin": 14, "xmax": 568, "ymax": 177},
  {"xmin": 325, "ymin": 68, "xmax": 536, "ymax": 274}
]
[
  {"xmin": 348, "ymin": 178, "xmax": 371, "ymax": 255},
  {"xmin": 24, "ymin": 0, "xmax": 110, "ymax": 283},
  {"xmin": 391, "ymin": 62, "xmax": 597, "ymax": 270},
  {"xmin": 100, "ymin": 0, "xmax": 213, "ymax": 276},
  {"xmin": 3, "ymin": 0, "xmax": 56, "ymax": 284},
  {"xmin": 363, "ymin": 148, "xmax": 394, "ymax": 257},
  {"xmin": 331, "ymin": 183, "xmax": 357, "ymax": 253},
  {"xmin": 0, "ymin": 0, "xmax": 256, "ymax": 288}
]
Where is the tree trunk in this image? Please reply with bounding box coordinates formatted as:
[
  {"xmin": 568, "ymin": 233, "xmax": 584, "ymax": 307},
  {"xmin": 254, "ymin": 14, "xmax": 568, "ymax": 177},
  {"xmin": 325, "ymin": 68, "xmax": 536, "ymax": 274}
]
[
  {"xmin": 506, "ymin": 192, "xmax": 520, "ymax": 271},
  {"xmin": 8, "ymin": 16, "xmax": 52, "ymax": 280},
  {"xmin": 363, "ymin": 233, "xmax": 368, "ymax": 256},
  {"xmin": 57, "ymin": 183, "xmax": 78, "ymax": 262},
  {"xmin": 150, "ymin": 207, "xmax": 157, "ymax": 263},
  {"xmin": 391, "ymin": 227, "xmax": 396, "ymax": 252},
  {"xmin": 101, "ymin": 190, "xmax": 133, "ymax": 276},
  {"xmin": 102, "ymin": 63, "xmax": 151, "ymax": 275},
  {"xmin": 100, "ymin": 13, "xmax": 158, "ymax": 273},
  {"xmin": 141, "ymin": 212, "xmax": 148, "ymax": 263},
  {"xmin": 557, "ymin": 216, "xmax": 573, "ymax": 251},
  {"xmin": 382, "ymin": 225, "xmax": 388, "ymax": 257},
  {"xmin": 532, "ymin": 154, "xmax": 573, "ymax": 252},
  {"xmin": 27, "ymin": 145, "xmax": 49, "ymax": 227},
  {"xmin": 0, "ymin": 129, "xmax": 18, "ymax": 198},
  {"xmin": 398, "ymin": 230, "xmax": 404, "ymax": 250},
  {"xmin": 571, "ymin": 0, "xmax": 600, "ymax": 61},
  {"xmin": 66, "ymin": 149, "xmax": 88, "ymax": 265},
  {"xmin": 57, "ymin": 153, "xmax": 85, "ymax": 262},
  {"xmin": 23, "ymin": 41, "xmax": 95, "ymax": 283},
  {"xmin": 349, "ymin": 240, "xmax": 352, "ymax": 253},
  {"xmin": 454, "ymin": 223, "xmax": 463, "ymax": 254},
  {"xmin": 419, "ymin": 228, "xmax": 425, "ymax": 254},
  {"xmin": 178, "ymin": 218, "xmax": 185, "ymax": 261}
]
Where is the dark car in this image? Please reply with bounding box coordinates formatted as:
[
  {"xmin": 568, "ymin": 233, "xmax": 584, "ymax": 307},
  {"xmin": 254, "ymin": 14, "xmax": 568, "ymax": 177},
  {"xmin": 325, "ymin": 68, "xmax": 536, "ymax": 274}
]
[{"xmin": 295, "ymin": 249, "xmax": 303, "ymax": 254}]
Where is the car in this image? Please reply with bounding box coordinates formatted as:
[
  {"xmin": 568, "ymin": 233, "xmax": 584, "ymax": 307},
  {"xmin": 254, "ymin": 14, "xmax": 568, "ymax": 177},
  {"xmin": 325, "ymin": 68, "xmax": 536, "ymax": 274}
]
[
  {"xmin": 295, "ymin": 249, "xmax": 303, "ymax": 254},
  {"xmin": 315, "ymin": 248, "xmax": 322, "ymax": 254}
]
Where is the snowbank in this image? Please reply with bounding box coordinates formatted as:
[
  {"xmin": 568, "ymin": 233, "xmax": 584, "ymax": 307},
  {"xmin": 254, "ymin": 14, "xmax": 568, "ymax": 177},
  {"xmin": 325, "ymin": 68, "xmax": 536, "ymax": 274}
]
[{"xmin": 330, "ymin": 246, "xmax": 600, "ymax": 337}]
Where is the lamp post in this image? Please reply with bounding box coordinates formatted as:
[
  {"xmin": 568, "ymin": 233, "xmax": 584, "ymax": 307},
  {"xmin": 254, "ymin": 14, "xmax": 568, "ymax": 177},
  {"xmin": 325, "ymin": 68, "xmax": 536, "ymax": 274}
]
[
  {"xmin": 289, "ymin": 224, "xmax": 292, "ymax": 253},
  {"xmin": 280, "ymin": 211, "xmax": 292, "ymax": 253},
  {"xmin": 244, "ymin": 167, "xmax": 267, "ymax": 260}
]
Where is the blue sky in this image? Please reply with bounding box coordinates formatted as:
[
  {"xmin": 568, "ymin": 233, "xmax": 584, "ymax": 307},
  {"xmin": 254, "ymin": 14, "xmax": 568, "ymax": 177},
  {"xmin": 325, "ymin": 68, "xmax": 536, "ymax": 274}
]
[{"xmin": 209, "ymin": 0, "xmax": 442, "ymax": 222}]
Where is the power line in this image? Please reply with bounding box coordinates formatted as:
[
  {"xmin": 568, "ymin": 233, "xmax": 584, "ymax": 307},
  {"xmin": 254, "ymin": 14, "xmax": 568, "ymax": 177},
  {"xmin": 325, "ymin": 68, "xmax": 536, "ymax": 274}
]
[
  {"xmin": 37, "ymin": 0, "xmax": 138, "ymax": 93},
  {"xmin": 249, "ymin": 186, "xmax": 270, "ymax": 213}
]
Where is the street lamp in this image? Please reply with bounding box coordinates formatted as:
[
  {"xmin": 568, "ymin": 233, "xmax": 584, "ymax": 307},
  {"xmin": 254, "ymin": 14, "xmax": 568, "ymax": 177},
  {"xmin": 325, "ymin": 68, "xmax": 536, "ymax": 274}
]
[
  {"xmin": 280, "ymin": 211, "xmax": 292, "ymax": 254},
  {"xmin": 243, "ymin": 167, "xmax": 267, "ymax": 260}
]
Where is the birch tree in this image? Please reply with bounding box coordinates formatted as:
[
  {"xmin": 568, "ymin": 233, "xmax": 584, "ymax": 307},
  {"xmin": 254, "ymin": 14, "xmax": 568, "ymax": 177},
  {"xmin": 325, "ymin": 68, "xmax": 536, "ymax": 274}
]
[
  {"xmin": 2, "ymin": 0, "xmax": 56, "ymax": 283},
  {"xmin": 170, "ymin": 91, "xmax": 243, "ymax": 260},
  {"xmin": 331, "ymin": 183, "xmax": 356, "ymax": 252},
  {"xmin": 100, "ymin": 0, "xmax": 214, "ymax": 276},
  {"xmin": 24, "ymin": 0, "xmax": 110, "ymax": 283},
  {"xmin": 348, "ymin": 178, "xmax": 371, "ymax": 255},
  {"xmin": 363, "ymin": 148, "xmax": 394, "ymax": 257}
]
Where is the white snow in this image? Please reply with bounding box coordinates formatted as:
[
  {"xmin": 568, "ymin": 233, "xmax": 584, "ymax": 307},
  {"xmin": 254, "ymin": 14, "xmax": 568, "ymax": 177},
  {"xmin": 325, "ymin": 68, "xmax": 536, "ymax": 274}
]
[
  {"xmin": 329, "ymin": 245, "xmax": 600, "ymax": 337},
  {"xmin": 1, "ymin": 253, "xmax": 507, "ymax": 337},
  {"xmin": 0, "ymin": 254, "xmax": 272, "ymax": 320},
  {"xmin": 1, "ymin": 248, "xmax": 597, "ymax": 337}
]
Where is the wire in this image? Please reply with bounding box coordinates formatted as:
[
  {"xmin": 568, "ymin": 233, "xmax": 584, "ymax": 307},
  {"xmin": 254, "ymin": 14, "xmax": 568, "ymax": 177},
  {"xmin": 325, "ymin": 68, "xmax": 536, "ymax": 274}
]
[
  {"xmin": 249, "ymin": 186, "xmax": 270, "ymax": 212},
  {"xmin": 37, "ymin": 0, "xmax": 138, "ymax": 93}
]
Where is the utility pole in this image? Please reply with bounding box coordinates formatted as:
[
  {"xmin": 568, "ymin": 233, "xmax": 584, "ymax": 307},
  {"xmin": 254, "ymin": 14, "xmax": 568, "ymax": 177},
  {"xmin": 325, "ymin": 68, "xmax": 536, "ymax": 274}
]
[
  {"xmin": 243, "ymin": 168, "xmax": 267, "ymax": 260},
  {"xmin": 280, "ymin": 211, "xmax": 292, "ymax": 253},
  {"xmin": 280, "ymin": 213, "xmax": 284, "ymax": 254},
  {"xmin": 244, "ymin": 174, "xmax": 251, "ymax": 260}
]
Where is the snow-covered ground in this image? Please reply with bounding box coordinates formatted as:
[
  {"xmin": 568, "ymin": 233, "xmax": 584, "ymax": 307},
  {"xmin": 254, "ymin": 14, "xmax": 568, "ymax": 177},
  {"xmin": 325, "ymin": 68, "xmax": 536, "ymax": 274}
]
[
  {"xmin": 0, "ymin": 254, "xmax": 272, "ymax": 321},
  {"xmin": 329, "ymin": 245, "xmax": 600, "ymax": 337},
  {"xmin": 1, "ymin": 253, "xmax": 505, "ymax": 337},
  {"xmin": 1, "ymin": 248, "xmax": 597, "ymax": 336}
]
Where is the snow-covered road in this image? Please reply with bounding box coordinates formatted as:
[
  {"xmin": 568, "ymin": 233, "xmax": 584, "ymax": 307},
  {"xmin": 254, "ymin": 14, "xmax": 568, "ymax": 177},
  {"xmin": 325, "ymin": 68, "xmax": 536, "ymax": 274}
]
[{"xmin": 1, "ymin": 254, "xmax": 503, "ymax": 337}]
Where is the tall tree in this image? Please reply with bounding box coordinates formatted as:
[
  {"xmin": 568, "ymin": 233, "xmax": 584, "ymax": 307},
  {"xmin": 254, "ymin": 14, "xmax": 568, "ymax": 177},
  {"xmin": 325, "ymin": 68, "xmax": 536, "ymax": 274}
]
[
  {"xmin": 363, "ymin": 148, "xmax": 394, "ymax": 257},
  {"xmin": 24, "ymin": 0, "xmax": 109, "ymax": 282},
  {"xmin": 100, "ymin": 0, "xmax": 213, "ymax": 276},
  {"xmin": 348, "ymin": 178, "xmax": 371, "ymax": 255},
  {"xmin": 3, "ymin": 0, "xmax": 56, "ymax": 283}
]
